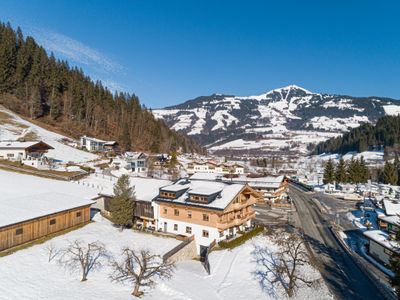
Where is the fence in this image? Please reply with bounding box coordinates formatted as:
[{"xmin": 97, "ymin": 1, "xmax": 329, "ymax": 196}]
[{"xmin": 0, "ymin": 162, "xmax": 87, "ymax": 181}]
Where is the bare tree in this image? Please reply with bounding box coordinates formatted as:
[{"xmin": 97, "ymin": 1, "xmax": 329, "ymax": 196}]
[
  {"xmin": 252, "ymin": 231, "xmax": 319, "ymax": 298},
  {"xmin": 110, "ymin": 248, "xmax": 175, "ymax": 297},
  {"xmin": 45, "ymin": 243, "xmax": 60, "ymax": 262},
  {"xmin": 58, "ymin": 240, "xmax": 109, "ymax": 281}
]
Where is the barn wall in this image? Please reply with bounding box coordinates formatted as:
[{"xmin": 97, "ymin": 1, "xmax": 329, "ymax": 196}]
[{"xmin": 0, "ymin": 206, "xmax": 91, "ymax": 251}]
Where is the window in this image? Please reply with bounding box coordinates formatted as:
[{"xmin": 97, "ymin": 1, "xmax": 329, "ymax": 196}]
[
  {"xmin": 186, "ymin": 226, "xmax": 192, "ymax": 234},
  {"xmin": 219, "ymin": 231, "xmax": 224, "ymax": 237},
  {"xmin": 15, "ymin": 228, "xmax": 23, "ymax": 235},
  {"xmin": 174, "ymin": 224, "xmax": 178, "ymax": 231},
  {"xmin": 202, "ymin": 230, "xmax": 209, "ymax": 238},
  {"xmin": 76, "ymin": 212, "xmax": 82, "ymax": 218},
  {"xmin": 49, "ymin": 219, "xmax": 56, "ymax": 225},
  {"xmin": 163, "ymin": 208, "xmax": 168, "ymax": 214},
  {"xmin": 187, "ymin": 211, "xmax": 192, "ymax": 219},
  {"xmin": 203, "ymin": 214, "xmax": 209, "ymax": 221},
  {"xmin": 174, "ymin": 209, "xmax": 179, "ymax": 216}
]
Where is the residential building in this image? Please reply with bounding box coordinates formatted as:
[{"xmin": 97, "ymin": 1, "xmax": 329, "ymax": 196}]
[
  {"xmin": 0, "ymin": 140, "xmax": 54, "ymax": 169},
  {"xmin": 0, "ymin": 193, "xmax": 93, "ymax": 252},
  {"xmin": 363, "ymin": 230, "xmax": 399, "ymax": 265},
  {"xmin": 80, "ymin": 136, "xmax": 118, "ymax": 152},
  {"xmin": 112, "ymin": 152, "xmax": 148, "ymax": 174},
  {"xmin": 154, "ymin": 178, "xmax": 260, "ymax": 254},
  {"xmin": 187, "ymin": 161, "xmax": 245, "ymax": 175}
]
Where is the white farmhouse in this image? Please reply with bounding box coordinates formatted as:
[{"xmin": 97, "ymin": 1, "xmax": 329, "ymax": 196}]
[{"xmin": 0, "ymin": 141, "xmax": 54, "ymax": 169}]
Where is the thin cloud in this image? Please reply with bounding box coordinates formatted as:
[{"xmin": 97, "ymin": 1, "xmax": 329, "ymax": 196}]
[{"xmin": 27, "ymin": 26, "xmax": 124, "ymax": 74}]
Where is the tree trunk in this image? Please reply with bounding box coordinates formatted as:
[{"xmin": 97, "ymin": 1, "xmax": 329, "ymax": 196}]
[{"xmin": 132, "ymin": 282, "xmax": 141, "ymax": 297}]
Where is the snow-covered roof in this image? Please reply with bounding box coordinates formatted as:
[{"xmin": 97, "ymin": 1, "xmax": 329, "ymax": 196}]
[
  {"xmin": 124, "ymin": 152, "xmax": 147, "ymax": 159},
  {"xmin": 0, "ymin": 192, "xmax": 94, "ymax": 228},
  {"xmin": 189, "ymin": 186, "xmax": 222, "ymax": 196},
  {"xmin": 383, "ymin": 200, "xmax": 400, "ymax": 216},
  {"xmin": 101, "ymin": 177, "xmax": 172, "ymax": 202},
  {"xmin": 222, "ymin": 175, "xmax": 284, "ymax": 189},
  {"xmin": 0, "ymin": 140, "xmax": 53, "ymax": 150},
  {"xmin": 81, "ymin": 136, "xmax": 107, "ymax": 143},
  {"xmin": 378, "ymin": 215, "xmax": 400, "ymax": 226},
  {"xmin": 189, "ymin": 173, "xmax": 284, "ymax": 189},
  {"xmin": 363, "ymin": 230, "xmax": 400, "ymax": 253},
  {"xmin": 157, "ymin": 179, "xmax": 248, "ymax": 210},
  {"xmin": 190, "ymin": 173, "xmax": 221, "ymax": 181}
]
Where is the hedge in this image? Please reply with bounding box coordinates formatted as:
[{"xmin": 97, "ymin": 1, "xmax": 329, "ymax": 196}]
[{"xmin": 218, "ymin": 226, "xmax": 265, "ymax": 249}]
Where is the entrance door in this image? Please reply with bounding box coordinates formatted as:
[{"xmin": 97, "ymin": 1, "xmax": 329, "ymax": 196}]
[{"xmin": 164, "ymin": 222, "xmax": 167, "ymax": 232}]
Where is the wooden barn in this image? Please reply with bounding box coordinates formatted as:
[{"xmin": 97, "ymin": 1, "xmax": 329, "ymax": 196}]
[{"xmin": 0, "ymin": 193, "xmax": 93, "ymax": 252}]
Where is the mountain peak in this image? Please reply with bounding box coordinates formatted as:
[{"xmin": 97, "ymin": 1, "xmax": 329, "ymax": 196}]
[{"xmin": 267, "ymin": 84, "xmax": 313, "ymax": 95}]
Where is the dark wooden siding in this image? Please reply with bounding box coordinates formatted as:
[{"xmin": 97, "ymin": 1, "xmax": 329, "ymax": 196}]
[
  {"xmin": 134, "ymin": 201, "xmax": 153, "ymax": 219},
  {"xmin": 0, "ymin": 205, "xmax": 91, "ymax": 252}
]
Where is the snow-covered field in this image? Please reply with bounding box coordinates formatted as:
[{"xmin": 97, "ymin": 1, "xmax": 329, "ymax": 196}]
[
  {"xmin": 0, "ymin": 213, "xmax": 180, "ymax": 300},
  {"xmin": 0, "ymin": 222, "xmax": 332, "ymax": 300},
  {"xmin": 0, "ymin": 105, "xmax": 98, "ymax": 163},
  {"xmin": 209, "ymin": 130, "xmax": 340, "ymax": 154}
]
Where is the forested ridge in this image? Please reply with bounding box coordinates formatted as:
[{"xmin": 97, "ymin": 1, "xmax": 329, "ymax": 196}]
[
  {"xmin": 0, "ymin": 22, "xmax": 203, "ymax": 153},
  {"xmin": 314, "ymin": 115, "xmax": 400, "ymax": 155}
]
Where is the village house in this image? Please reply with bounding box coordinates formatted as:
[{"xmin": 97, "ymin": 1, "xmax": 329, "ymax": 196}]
[
  {"xmin": 111, "ymin": 152, "xmax": 148, "ymax": 174},
  {"xmin": 0, "ymin": 192, "xmax": 93, "ymax": 252},
  {"xmin": 0, "ymin": 140, "xmax": 54, "ymax": 169},
  {"xmin": 80, "ymin": 135, "xmax": 118, "ymax": 152},
  {"xmin": 187, "ymin": 160, "xmax": 245, "ymax": 175},
  {"xmin": 154, "ymin": 178, "xmax": 260, "ymax": 254},
  {"xmin": 363, "ymin": 230, "xmax": 400, "ymax": 265}
]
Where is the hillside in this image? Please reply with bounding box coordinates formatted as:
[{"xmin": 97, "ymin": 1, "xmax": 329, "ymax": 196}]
[
  {"xmin": 153, "ymin": 85, "xmax": 400, "ymax": 155},
  {"xmin": 0, "ymin": 22, "xmax": 203, "ymax": 154},
  {"xmin": 314, "ymin": 115, "xmax": 400, "ymax": 155}
]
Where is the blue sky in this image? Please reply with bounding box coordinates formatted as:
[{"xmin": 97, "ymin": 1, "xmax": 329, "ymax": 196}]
[{"xmin": 0, "ymin": 0, "xmax": 399, "ymax": 107}]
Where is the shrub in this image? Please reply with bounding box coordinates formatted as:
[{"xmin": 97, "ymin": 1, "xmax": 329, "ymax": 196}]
[{"xmin": 218, "ymin": 226, "xmax": 265, "ymax": 249}]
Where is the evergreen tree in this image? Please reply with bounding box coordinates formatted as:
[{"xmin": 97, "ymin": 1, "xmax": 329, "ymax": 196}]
[
  {"xmin": 323, "ymin": 159, "xmax": 335, "ymax": 184},
  {"xmin": 109, "ymin": 175, "xmax": 135, "ymax": 229},
  {"xmin": 335, "ymin": 158, "xmax": 347, "ymax": 183},
  {"xmin": 383, "ymin": 161, "xmax": 398, "ymax": 185},
  {"xmin": 0, "ymin": 22, "xmax": 203, "ymax": 154},
  {"xmin": 359, "ymin": 156, "xmax": 369, "ymax": 183}
]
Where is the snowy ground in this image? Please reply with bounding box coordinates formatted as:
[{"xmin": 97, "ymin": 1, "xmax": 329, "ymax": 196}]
[
  {"xmin": 0, "ymin": 105, "xmax": 98, "ymax": 163},
  {"xmin": 0, "ymin": 224, "xmax": 332, "ymax": 300},
  {"xmin": 0, "ymin": 213, "xmax": 181, "ymax": 300},
  {"xmin": 0, "ymin": 169, "xmax": 331, "ymax": 299}
]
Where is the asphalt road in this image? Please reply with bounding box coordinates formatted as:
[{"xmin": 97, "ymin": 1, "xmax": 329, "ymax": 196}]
[{"xmin": 289, "ymin": 184, "xmax": 385, "ymax": 300}]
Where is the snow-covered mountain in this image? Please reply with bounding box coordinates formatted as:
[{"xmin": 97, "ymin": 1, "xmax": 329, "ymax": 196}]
[{"xmin": 153, "ymin": 85, "xmax": 400, "ymax": 155}]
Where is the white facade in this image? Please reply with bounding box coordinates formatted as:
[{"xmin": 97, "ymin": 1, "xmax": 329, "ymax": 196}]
[
  {"xmin": 157, "ymin": 216, "xmax": 251, "ymax": 254},
  {"xmin": 80, "ymin": 136, "xmax": 106, "ymax": 152},
  {"xmin": 0, "ymin": 148, "xmax": 26, "ymax": 160},
  {"xmin": 187, "ymin": 161, "xmax": 245, "ymax": 175}
]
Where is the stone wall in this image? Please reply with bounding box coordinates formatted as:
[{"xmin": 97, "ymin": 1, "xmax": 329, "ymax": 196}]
[{"xmin": 163, "ymin": 236, "xmax": 197, "ymax": 263}]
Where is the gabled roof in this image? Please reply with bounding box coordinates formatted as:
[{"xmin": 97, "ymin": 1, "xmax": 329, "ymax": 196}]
[
  {"xmin": 0, "ymin": 193, "xmax": 93, "ymax": 228},
  {"xmin": 363, "ymin": 230, "xmax": 400, "ymax": 253},
  {"xmin": 383, "ymin": 200, "xmax": 400, "ymax": 216},
  {"xmin": 0, "ymin": 140, "xmax": 54, "ymax": 150}
]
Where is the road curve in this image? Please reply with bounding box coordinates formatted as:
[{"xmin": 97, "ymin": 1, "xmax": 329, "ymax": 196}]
[{"xmin": 289, "ymin": 184, "xmax": 385, "ymax": 300}]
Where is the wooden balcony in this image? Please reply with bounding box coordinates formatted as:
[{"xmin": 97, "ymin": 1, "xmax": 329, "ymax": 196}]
[{"xmin": 216, "ymin": 210, "xmax": 256, "ymax": 231}]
